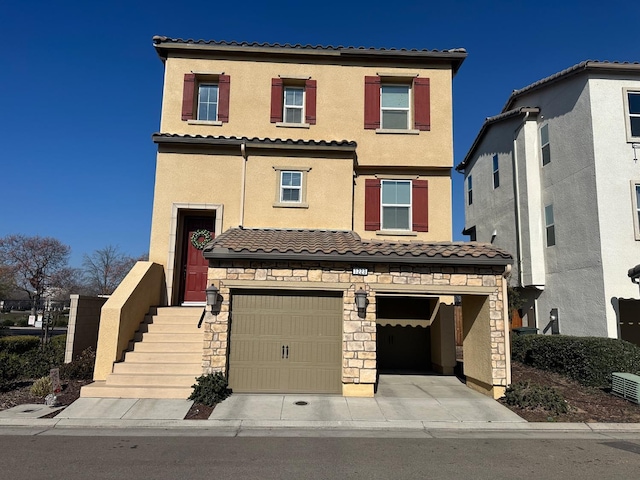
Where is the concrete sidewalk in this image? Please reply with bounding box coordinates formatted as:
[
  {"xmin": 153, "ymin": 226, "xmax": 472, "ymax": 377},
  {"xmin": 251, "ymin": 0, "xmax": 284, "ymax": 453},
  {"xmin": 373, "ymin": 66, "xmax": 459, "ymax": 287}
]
[{"xmin": 1, "ymin": 375, "xmax": 640, "ymax": 437}]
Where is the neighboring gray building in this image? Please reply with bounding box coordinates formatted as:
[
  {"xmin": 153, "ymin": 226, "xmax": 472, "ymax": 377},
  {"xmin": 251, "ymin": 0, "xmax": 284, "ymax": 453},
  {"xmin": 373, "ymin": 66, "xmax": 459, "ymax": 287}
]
[{"xmin": 457, "ymin": 61, "xmax": 640, "ymax": 340}]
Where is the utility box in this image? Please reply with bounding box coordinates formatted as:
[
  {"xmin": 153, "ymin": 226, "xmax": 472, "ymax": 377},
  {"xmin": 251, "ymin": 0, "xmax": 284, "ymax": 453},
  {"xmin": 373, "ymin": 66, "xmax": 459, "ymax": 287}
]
[{"xmin": 612, "ymin": 372, "xmax": 640, "ymax": 404}]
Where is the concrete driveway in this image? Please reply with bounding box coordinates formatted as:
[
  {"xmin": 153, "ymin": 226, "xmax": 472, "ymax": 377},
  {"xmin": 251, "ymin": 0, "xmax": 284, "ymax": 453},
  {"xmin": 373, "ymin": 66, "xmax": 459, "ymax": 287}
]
[{"xmin": 209, "ymin": 374, "xmax": 525, "ymax": 424}]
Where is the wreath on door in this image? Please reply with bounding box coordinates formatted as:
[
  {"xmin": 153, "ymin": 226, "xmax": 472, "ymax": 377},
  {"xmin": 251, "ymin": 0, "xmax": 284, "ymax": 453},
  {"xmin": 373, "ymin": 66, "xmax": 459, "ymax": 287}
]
[{"xmin": 190, "ymin": 229, "xmax": 212, "ymax": 250}]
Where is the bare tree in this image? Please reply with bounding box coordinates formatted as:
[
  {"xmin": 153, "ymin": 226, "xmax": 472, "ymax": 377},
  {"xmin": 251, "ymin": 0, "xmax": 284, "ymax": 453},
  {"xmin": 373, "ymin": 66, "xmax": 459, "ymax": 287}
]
[
  {"xmin": 0, "ymin": 234, "xmax": 72, "ymax": 305},
  {"xmin": 81, "ymin": 245, "xmax": 138, "ymax": 295}
]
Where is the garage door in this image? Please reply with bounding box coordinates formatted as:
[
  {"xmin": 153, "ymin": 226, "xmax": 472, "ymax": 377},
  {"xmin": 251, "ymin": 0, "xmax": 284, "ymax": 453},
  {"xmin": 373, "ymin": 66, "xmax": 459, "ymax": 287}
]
[{"xmin": 228, "ymin": 290, "xmax": 343, "ymax": 394}]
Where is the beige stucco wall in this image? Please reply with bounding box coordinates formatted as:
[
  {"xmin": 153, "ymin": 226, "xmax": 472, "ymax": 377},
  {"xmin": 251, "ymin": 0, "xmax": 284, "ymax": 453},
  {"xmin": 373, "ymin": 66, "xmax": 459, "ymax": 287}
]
[
  {"xmin": 160, "ymin": 57, "xmax": 454, "ymax": 169},
  {"xmin": 93, "ymin": 262, "xmax": 165, "ymax": 380}
]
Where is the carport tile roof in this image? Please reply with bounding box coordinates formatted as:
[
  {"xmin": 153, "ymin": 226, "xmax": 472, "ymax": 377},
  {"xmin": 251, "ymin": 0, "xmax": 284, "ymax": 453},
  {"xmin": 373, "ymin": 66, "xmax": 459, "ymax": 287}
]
[{"xmin": 204, "ymin": 228, "xmax": 512, "ymax": 265}]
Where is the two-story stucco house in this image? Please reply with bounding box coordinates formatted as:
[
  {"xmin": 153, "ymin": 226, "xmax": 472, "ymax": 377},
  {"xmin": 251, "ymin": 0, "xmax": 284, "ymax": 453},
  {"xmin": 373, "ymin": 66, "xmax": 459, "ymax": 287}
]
[
  {"xmin": 83, "ymin": 37, "xmax": 513, "ymax": 400},
  {"xmin": 457, "ymin": 61, "xmax": 640, "ymax": 343}
]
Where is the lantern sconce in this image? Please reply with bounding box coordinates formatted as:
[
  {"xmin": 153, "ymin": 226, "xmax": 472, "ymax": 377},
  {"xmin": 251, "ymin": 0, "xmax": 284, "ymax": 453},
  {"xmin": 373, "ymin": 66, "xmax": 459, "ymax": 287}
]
[
  {"xmin": 206, "ymin": 284, "xmax": 221, "ymax": 313},
  {"xmin": 354, "ymin": 288, "xmax": 368, "ymax": 317}
]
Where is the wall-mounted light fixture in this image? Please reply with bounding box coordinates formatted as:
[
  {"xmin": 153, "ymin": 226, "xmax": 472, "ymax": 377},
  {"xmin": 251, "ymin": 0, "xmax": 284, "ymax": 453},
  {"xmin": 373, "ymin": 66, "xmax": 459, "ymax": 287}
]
[
  {"xmin": 354, "ymin": 288, "xmax": 368, "ymax": 317},
  {"xmin": 206, "ymin": 284, "xmax": 220, "ymax": 313}
]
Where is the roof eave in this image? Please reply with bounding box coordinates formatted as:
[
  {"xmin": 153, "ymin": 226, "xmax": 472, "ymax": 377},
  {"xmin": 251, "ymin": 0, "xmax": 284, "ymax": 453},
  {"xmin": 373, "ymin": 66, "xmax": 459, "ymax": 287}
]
[
  {"xmin": 456, "ymin": 107, "xmax": 540, "ymax": 172},
  {"xmin": 152, "ymin": 134, "xmax": 358, "ymax": 152},
  {"xmin": 203, "ymin": 249, "xmax": 512, "ymax": 267}
]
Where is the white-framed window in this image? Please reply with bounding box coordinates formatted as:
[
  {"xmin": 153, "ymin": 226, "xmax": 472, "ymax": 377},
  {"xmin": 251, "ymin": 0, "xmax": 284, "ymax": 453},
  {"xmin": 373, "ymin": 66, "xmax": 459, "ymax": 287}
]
[
  {"xmin": 280, "ymin": 171, "xmax": 302, "ymax": 202},
  {"xmin": 283, "ymin": 86, "xmax": 304, "ymax": 124},
  {"xmin": 545, "ymin": 204, "xmax": 555, "ymax": 247},
  {"xmin": 540, "ymin": 124, "xmax": 551, "ymax": 166},
  {"xmin": 624, "ymin": 88, "xmax": 640, "ymax": 142},
  {"xmin": 631, "ymin": 181, "xmax": 640, "ymax": 240},
  {"xmin": 197, "ymin": 84, "xmax": 219, "ymax": 121},
  {"xmin": 381, "ymin": 180, "xmax": 412, "ymax": 230},
  {"xmin": 467, "ymin": 175, "xmax": 473, "ymax": 205},
  {"xmin": 381, "ymin": 84, "xmax": 410, "ymax": 130},
  {"xmin": 493, "ymin": 154, "xmax": 500, "ymax": 189}
]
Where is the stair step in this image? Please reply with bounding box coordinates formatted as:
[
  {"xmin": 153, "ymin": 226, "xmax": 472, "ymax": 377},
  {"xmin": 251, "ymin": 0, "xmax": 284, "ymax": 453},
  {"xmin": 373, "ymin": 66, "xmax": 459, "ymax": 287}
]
[
  {"xmin": 138, "ymin": 323, "xmax": 202, "ymax": 334},
  {"xmin": 81, "ymin": 382, "xmax": 193, "ymax": 399},
  {"xmin": 132, "ymin": 342, "xmax": 202, "ymax": 353},
  {"xmin": 123, "ymin": 352, "xmax": 202, "ymax": 363},
  {"xmin": 106, "ymin": 373, "xmax": 198, "ymax": 387},
  {"xmin": 150, "ymin": 307, "xmax": 204, "ymax": 317},
  {"xmin": 113, "ymin": 362, "xmax": 202, "ymax": 375},
  {"xmin": 134, "ymin": 332, "xmax": 203, "ymax": 342},
  {"xmin": 143, "ymin": 315, "xmax": 200, "ymax": 326}
]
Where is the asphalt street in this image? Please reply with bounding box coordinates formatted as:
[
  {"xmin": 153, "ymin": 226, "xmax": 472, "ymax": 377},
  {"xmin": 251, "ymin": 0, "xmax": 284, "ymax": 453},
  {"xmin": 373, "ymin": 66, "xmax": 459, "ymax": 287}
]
[{"xmin": 1, "ymin": 436, "xmax": 639, "ymax": 479}]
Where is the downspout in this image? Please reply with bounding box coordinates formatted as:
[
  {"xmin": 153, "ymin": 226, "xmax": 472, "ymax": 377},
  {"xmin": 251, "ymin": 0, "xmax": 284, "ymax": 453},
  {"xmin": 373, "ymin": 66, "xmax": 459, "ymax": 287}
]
[
  {"xmin": 502, "ymin": 264, "xmax": 512, "ymax": 386},
  {"xmin": 239, "ymin": 141, "xmax": 247, "ymax": 228},
  {"xmin": 512, "ymin": 112, "xmax": 530, "ymax": 287}
]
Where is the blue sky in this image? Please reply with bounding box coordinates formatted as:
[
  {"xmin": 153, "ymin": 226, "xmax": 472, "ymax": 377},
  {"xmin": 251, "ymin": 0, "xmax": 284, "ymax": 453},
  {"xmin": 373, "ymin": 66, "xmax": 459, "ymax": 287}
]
[{"xmin": 2, "ymin": 0, "xmax": 638, "ymax": 266}]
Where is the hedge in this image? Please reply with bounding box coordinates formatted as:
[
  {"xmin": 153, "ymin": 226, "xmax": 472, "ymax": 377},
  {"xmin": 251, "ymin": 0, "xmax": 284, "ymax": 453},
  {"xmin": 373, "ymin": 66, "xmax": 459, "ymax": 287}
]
[
  {"xmin": 0, "ymin": 335, "xmax": 41, "ymax": 354},
  {"xmin": 512, "ymin": 334, "xmax": 640, "ymax": 388},
  {"xmin": 0, "ymin": 335, "xmax": 67, "ymax": 390}
]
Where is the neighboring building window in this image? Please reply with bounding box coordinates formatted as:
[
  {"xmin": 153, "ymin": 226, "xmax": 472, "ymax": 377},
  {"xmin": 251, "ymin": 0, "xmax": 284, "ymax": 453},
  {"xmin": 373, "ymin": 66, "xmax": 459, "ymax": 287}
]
[
  {"xmin": 280, "ymin": 171, "xmax": 302, "ymax": 202},
  {"xmin": 181, "ymin": 73, "xmax": 230, "ymax": 123},
  {"xmin": 381, "ymin": 85, "xmax": 410, "ymax": 129},
  {"xmin": 540, "ymin": 124, "xmax": 551, "ymax": 165},
  {"xmin": 467, "ymin": 176, "xmax": 473, "ymax": 205},
  {"xmin": 625, "ymin": 89, "xmax": 640, "ymax": 141},
  {"xmin": 492, "ymin": 155, "xmax": 500, "ymax": 189},
  {"xmin": 364, "ymin": 76, "xmax": 431, "ymax": 131},
  {"xmin": 283, "ymin": 87, "xmax": 304, "ymax": 124},
  {"xmin": 197, "ymin": 84, "xmax": 218, "ymax": 121},
  {"xmin": 270, "ymin": 78, "xmax": 317, "ymax": 125},
  {"xmin": 631, "ymin": 182, "xmax": 640, "ymax": 240},
  {"xmin": 545, "ymin": 204, "xmax": 555, "ymax": 247},
  {"xmin": 381, "ymin": 180, "xmax": 412, "ymax": 230},
  {"xmin": 364, "ymin": 179, "xmax": 428, "ymax": 232}
]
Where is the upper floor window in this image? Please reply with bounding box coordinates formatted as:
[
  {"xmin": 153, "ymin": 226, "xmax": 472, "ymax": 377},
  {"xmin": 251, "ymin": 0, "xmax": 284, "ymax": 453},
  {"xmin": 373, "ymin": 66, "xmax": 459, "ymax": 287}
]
[
  {"xmin": 467, "ymin": 175, "xmax": 473, "ymax": 205},
  {"xmin": 545, "ymin": 204, "xmax": 555, "ymax": 247},
  {"xmin": 181, "ymin": 73, "xmax": 230, "ymax": 124},
  {"xmin": 198, "ymin": 84, "xmax": 219, "ymax": 121},
  {"xmin": 271, "ymin": 78, "xmax": 317, "ymax": 127},
  {"xmin": 381, "ymin": 180, "xmax": 411, "ymax": 230},
  {"xmin": 273, "ymin": 166, "xmax": 310, "ymax": 208},
  {"xmin": 381, "ymin": 85, "xmax": 410, "ymax": 130},
  {"xmin": 624, "ymin": 89, "xmax": 640, "ymax": 142},
  {"xmin": 492, "ymin": 154, "xmax": 500, "ymax": 189},
  {"xmin": 364, "ymin": 178, "xmax": 428, "ymax": 233},
  {"xmin": 364, "ymin": 76, "xmax": 430, "ymax": 132},
  {"xmin": 540, "ymin": 124, "xmax": 551, "ymax": 165}
]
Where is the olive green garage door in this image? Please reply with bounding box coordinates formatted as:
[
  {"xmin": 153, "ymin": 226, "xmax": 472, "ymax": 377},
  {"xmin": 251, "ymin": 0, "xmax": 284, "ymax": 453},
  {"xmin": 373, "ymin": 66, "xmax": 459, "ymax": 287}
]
[{"xmin": 228, "ymin": 290, "xmax": 343, "ymax": 394}]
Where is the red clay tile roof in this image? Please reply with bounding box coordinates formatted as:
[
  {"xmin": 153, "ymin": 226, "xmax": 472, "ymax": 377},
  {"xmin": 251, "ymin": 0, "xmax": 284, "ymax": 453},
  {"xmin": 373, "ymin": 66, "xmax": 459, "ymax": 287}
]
[{"xmin": 203, "ymin": 228, "xmax": 512, "ymax": 266}]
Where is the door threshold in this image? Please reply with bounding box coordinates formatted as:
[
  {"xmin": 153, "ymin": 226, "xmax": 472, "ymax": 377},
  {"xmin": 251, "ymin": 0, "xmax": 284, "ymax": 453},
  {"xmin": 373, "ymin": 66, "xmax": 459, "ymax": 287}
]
[{"xmin": 181, "ymin": 302, "xmax": 206, "ymax": 307}]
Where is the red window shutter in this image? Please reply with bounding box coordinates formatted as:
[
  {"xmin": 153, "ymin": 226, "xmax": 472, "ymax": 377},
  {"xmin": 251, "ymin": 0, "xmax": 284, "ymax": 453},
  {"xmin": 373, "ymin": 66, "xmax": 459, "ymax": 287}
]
[
  {"xmin": 270, "ymin": 78, "xmax": 283, "ymax": 123},
  {"xmin": 181, "ymin": 73, "xmax": 196, "ymax": 121},
  {"xmin": 364, "ymin": 179, "xmax": 381, "ymax": 231},
  {"xmin": 413, "ymin": 78, "xmax": 431, "ymax": 131},
  {"xmin": 412, "ymin": 180, "xmax": 429, "ymax": 232},
  {"xmin": 364, "ymin": 76, "xmax": 381, "ymax": 130},
  {"xmin": 305, "ymin": 79, "xmax": 317, "ymax": 125},
  {"xmin": 218, "ymin": 75, "xmax": 230, "ymax": 123}
]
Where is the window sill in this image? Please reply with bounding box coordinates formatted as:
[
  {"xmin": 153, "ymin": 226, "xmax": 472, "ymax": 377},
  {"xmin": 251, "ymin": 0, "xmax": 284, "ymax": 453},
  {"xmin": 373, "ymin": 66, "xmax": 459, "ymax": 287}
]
[
  {"xmin": 375, "ymin": 230, "xmax": 418, "ymax": 237},
  {"xmin": 187, "ymin": 120, "xmax": 223, "ymax": 126},
  {"xmin": 375, "ymin": 129, "xmax": 420, "ymax": 135},
  {"xmin": 273, "ymin": 202, "xmax": 309, "ymax": 209},
  {"xmin": 276, "ymin": 122, "xmax": 311, "ymax": 129}
]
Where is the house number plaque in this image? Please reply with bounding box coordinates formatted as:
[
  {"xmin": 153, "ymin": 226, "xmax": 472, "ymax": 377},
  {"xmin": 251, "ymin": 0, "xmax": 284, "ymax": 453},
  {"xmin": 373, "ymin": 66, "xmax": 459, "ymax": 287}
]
[{"xmin": 352, "ymin": 267, "xmax": 368, "ymax": 276}]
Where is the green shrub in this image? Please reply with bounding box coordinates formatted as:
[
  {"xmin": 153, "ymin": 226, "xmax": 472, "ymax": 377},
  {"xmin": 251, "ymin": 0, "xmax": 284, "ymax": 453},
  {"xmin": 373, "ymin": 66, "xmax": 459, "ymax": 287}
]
[
  {"xmin": 30, "ymin": 376, "xmax": 52, "ymax": 397},
  {"xmin": 0, "ymin": 352, "xmax": 22, "ymax": 391},
  {"xmin": 0, "ymin": 335, "xmax": 41, "ymax": 354},
  {"xmin": 15, "ymin": 318, "xmax": 28, "ymax": 327},
  {"xmin": 20, "ymin": 341, "xmax": 65, "ymax": 379},
  {"xmin": 188, "ymin": 372, "xmax": 231, "ymax": 407},
  {"xmin": 504, "ymin": 381, "xmax": 569, "ymax": 415},
  {"xmin": 60, "ymin": 347, "xmax": 95, "ymax": 380},
  {"xmin": 1, "ymin": 319, "xmax": 15, "ymax": 327},
  {"xmin": 512, "ymin": 334, "xmax": 640, "ymax": 388}
]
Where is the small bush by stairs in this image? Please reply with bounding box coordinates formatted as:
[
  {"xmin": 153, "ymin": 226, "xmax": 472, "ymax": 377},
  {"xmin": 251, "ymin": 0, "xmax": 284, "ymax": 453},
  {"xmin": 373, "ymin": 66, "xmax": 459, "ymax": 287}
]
[{"xmin": 81, "ymin": 307, "xmax": 204, "ymax": 399}]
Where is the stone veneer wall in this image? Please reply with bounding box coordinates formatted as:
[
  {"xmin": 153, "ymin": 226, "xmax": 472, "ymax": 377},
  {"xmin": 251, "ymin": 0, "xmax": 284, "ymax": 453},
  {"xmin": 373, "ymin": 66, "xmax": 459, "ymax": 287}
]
[{"xmin": 201, "ymin": 260, "xmax": 508, "ymax": 391}]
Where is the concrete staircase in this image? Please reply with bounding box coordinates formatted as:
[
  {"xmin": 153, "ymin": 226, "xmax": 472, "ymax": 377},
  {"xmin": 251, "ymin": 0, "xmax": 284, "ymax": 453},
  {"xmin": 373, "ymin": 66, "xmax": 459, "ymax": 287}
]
[{"xmin": 81, "ymin": 307, "xmax": 204, "ymax": 399}]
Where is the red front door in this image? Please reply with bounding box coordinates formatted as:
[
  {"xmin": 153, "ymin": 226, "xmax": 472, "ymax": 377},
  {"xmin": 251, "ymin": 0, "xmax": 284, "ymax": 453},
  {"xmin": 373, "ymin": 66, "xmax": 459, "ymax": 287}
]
[{"xmin": 182, "ymin": 216, "xmax": 214, "ymax": 303}]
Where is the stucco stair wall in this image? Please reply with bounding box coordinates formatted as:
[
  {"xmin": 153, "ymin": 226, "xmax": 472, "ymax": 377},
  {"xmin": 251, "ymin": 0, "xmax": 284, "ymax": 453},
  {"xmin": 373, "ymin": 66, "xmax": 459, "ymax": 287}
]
[{"xmin": 81, "ymin": 306, "xmax": 204, "ymax": 399}]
